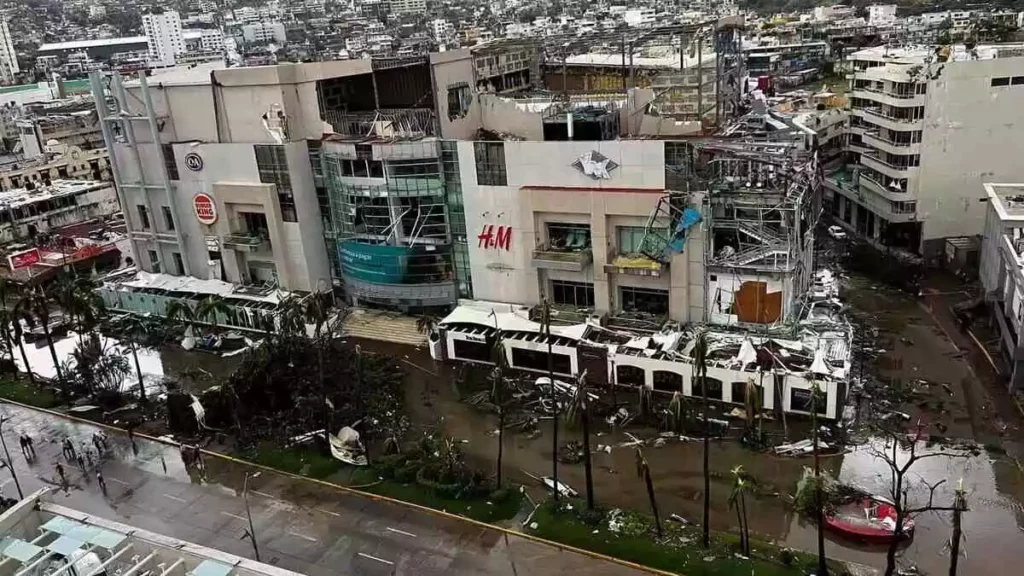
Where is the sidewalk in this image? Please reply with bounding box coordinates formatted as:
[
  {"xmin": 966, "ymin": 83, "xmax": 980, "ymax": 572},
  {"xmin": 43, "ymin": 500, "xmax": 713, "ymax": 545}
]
[{"xmin": 0, "ymin": 403, "xmax": 648, "ymax": 576}]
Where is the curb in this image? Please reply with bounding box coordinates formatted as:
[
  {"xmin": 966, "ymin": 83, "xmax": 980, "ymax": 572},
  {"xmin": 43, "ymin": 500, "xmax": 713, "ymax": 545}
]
[{"xmin": 0, "ymin": 396, "xmax": 679, "ymax": 576}]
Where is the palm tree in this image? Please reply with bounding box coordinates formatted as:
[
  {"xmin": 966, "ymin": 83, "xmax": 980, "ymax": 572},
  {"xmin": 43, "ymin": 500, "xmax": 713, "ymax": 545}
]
[
  {"xmin": 489, "ymin": 311, "xmax": 508, "ymax": 487},
  {"xmin": 811, "ymin": 381, "xmax": 828, "ymax": 576},
  {"xmin": 949, "ymin": 478, "xmax": 967, "ymax": 576},
  {"xmin": 635, "ymin": 447, "xmax": 663, "ymax": 537},
  {"xmin": 0, "ymin": 307, "xmax": 35, "ymax": 384},
  {"xmin": 196, "ymin": 295, "xmax": 232, "ymax": 334},
  {"xmin": 744, "ymin": 377, "xmax": 763, "ymax": 444},
  {"xmin": 19, "ymin": 290, "xmax": 67, "ymax": 398},
  {"xmin": 666, "ymin": 391, "xmax": 686, "ymax": 433},
  {"xmin": 693, "ymin": 329, "xmax": 712, "ymax": 548},
  {"xmin": 165, "ymin": 299, "xmax": 199, "ymax": 332},
  {"xmin": 728, "ymin": 465, "xmax": 752, "ymax": 556},
  {"xmin": 302, "ymin": 294, "xmax": 335, "ymax": 437},
  {"xmin": 566, "ymin": 370, "xmax": 595, "ymax": 510},
  {"xmin": 415, "ymin": 312, "xmax": 437, "ymax": 336},
  {"xmin": 117, "ymin": 315, "xmax": 152, "ymax": 403},
  {"xmin": 542, "ymin": 299, "xmax": 560, "ymax": 502}
]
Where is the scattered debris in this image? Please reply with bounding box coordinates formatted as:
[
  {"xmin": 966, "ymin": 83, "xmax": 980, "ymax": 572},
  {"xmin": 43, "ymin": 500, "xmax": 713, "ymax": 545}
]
[
  {"xmin": 542, "ymin": 476, "xmax": 578, "ymax": 498},
  {"xmin": 774, "ymin": 439, "xmax": 830, "ymax": 456}
]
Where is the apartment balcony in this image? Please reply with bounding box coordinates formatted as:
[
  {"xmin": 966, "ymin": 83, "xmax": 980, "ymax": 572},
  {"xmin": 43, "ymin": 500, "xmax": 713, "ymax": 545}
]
[
  {"xmin": 603, "ymin": 252, "xmax": 665, "ymax": 277},
  {"xmin": 858, "ymin": 170, "xmax": 911, "ymax": 201},
  {"xmin": 862, "ymin": 131, "xmax": 920, "ymax": 155},
  {"xmin": 853, "ymin": 106, "xmax": 923, "ymax": 132},
  {"xmin": 532, "ymin": 245, "xmax": 594, "ymax": 272},
  {"xmin": 851, "ymin": 88, "xmax": 924, "ymax": 107},
  {"xmin": 222, "ymin": 231, "xmax": 271, "ymax": 253},
  {"xmin": 861, "ymin": 153, "xmax": 917, "ymax": 181}
]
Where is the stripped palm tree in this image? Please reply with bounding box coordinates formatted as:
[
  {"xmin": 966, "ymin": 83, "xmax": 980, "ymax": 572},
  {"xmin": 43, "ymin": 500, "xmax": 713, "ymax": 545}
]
[
  {"xmin": 693, "ymin": 328, "xmax": 712, "ymax": 548},
  {"xmin": 196, "ymin": 295, "xmax": 232, "ymax": 334},
  {"xmin": 635, "ymin": 447, "xmax": 663, "ymax": 538},
  {"xmin": 116, "ymin": 314, "xmax": 153, "ymax": 403},
  {"xmin": 19, "ymin": 290, "xmax": 67, "ymax": 398},
  {"xmin": 489, "ymin": 311, "xmax": 508, "ymax": 487},
  {"xmin": 811, "ymin": 380, "xmax": 828, "ymax": 576},
  {"xmin": 165, "ymin": 299, "xmax": 199, "ymax": 333},
  {"xmin": 566, "ymin": 370, "xmax": 595, "ymax": 510},
  {"xmin": 744, "ymin": 377, "xmax": 763, "ymax": 445},
  {"xmin": 728, "ymin": 464, "xmax": 752, "ymax": 556},
  {"xmin": 0, "ymin": 306, "xmax": 35, "ymax": 384}
]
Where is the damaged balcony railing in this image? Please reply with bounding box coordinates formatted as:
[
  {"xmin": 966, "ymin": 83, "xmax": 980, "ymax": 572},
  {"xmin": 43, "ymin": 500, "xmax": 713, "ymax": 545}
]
[
  {"xmin": 531, "ymin": 243, "xmax": 594, "ymax": 272},
  {"xmin": 323, "ymin": 109, "xmax": 439, "ymax": 138},
  {"xmin": 222, "ymin": 231, "xmax": 270, "ymax": 252}
]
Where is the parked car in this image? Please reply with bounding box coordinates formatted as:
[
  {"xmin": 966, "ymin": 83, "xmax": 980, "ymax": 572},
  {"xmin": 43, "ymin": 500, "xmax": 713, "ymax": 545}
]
[{"xmin": 827, "ymin": 225, "xmax": 848, "ymax": 240}]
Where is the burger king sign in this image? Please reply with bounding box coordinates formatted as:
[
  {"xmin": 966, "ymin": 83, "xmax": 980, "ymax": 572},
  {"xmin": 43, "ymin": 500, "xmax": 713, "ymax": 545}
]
[{"xmin": 193, "ymin": 193, "xmax": 217, "ymax": 225}]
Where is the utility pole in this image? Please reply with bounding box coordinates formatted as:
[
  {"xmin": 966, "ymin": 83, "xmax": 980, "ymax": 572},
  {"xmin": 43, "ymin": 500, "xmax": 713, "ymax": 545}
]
[
  {"xmin": 243, "ymin": 471, "xmax": 262, "ymax": 561},
  {"xmin": 0, "ymin": 415, "xmax": 24, "ymax": 499}
]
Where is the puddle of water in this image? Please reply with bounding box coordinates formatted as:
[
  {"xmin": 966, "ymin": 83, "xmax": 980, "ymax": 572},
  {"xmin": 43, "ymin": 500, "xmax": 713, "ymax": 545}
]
[
  {"xmin": 12, "ymin": 329, "xmax": 241, "ymax": 398},
  {"xmin": 780, "ymin": 439, "xmax": 1024, "ymax": 574}
]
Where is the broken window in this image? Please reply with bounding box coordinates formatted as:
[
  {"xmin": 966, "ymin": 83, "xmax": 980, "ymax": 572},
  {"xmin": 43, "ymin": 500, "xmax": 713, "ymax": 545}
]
[
  {"xmin": 790, "ymin": 387, "xmax": 827, "ymax": 415},
  {"xmin": 452, "ymin": 338, "xmax": 492, "ymax": 363},
  {"xmin": 254, "ymin": 144, "xmax": 297, "ymax": 222},
  {"xmin": 991, "ymin": 77, "xmax": 1010, "ymax": 87},
  {"xmin": 546, "ymin": 223, "xmax": 591, "ymax": 251},
  {"xmin": 616, "ymin": 365, "xmax": 645, "ymax": 387},
  {"xmin": 551, "ymin": 279, "xmax": 594, "ymax": 308},
  {"xmin": 653, "ymin": 370, "xmax": 683, "ymax": 393},
  {"xmin": 446, "ymin": 82, "xmax": 472, "ymax": 120},
  {"xmin": 162, "ymin": 144, "xmax": 179, "ymax": 180},
  {"xmin": 474, "ymin": 142, "xmax": 507, "ymax": 186},
  {"xmin": 692, "ymin": 376, "xmax": 723, "ymax": 400},
  {"xmin": 511, "ymin": 347, "xmax": 572, "ymax": 375},
  {"xmin": 620, "ymin": 286, "xmax": 669, "ymax": 316}
]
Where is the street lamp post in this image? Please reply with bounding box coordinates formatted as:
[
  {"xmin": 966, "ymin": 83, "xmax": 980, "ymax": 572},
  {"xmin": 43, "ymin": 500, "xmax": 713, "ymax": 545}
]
[
  {"xmin": 243, "ymin": 471, "xmax": 261, "ymax": 561},
  {"xmin": 0, "ymin": 415, "xmax": 24, "ymax": 499}
]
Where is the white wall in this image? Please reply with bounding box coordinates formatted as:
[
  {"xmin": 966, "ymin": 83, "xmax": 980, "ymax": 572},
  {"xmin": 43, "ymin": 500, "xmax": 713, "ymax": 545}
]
[{"xmin": 916, "ymin": 56, "xmax": 1024, "ymax": 251}]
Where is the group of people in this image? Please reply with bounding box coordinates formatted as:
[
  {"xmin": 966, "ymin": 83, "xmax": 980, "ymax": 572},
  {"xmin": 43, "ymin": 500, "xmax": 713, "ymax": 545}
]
[
  {"xmin": 53, "ymin": 431, "xmax": 111, "ymax": 493},
  {"xmin": 17, "ymin": 434, "xmax": 37, "ymax": 460}
]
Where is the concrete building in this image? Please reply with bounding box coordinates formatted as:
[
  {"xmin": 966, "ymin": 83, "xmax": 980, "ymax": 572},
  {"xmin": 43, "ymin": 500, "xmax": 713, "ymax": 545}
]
[
  {"xmin": 868, "ymin": 4, "xmax": 898, "ymax": 26},
  {"xmin": 0, "ymin": 18, "xmax": 19, "ymax": 85},
  {"xmin": 980, "ymin": 182, "xmax": 1024, "ymax": 390},
  {"xmin": 143, "ymin": 10, "xmax": 186, "ymax": 67},
  {"xmin": 35, "ymin": 37, "xmax": 150, "ymax": 62},
  {"xmin": 828, "ymin": 43, "xmax": 1024, "ymax": 258},
  {"xmin": 0, "ymin": 490, "xmax": 304, "ymax": 576},
  {"xmin": 242, "ymin": 22, "xmax": 287, "ymax": 45},
  {"xmin": 0, "ymin": 179, "xmax": 120, "ymax": 243},
  {"xmin": 16, "ymin": 106, "xmax": 104, "ymax": 159},
  {"xmin": 0, "ymin": 145, "xmax": 111, "ymax": 191},
  {"xmin": 389, "ymin": 0, "xmax": 426, "ymax": 16}
]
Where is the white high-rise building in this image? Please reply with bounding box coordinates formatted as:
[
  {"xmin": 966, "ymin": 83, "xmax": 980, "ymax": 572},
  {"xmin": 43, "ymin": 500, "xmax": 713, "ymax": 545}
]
[
  {"xmin": 0, "ymin": 18, "xmax": 20, "ymax": 85},
  {"xmin": 142, "ymin": 10, "xmax": 185, "ymax": 67}
]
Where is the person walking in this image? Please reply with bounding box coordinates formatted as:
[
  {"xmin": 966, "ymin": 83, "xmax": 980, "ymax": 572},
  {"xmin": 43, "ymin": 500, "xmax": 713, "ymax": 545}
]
[
  {"xmin": 96, "ymin": 470, "xmax": 107, "ymax": 495},
  {"xmin": 25, "ymin": 434, "xmax": 35, "ymax": 458},
  {"xmin": 66, "ymin": 439, "xmax": 77, "ymax": 461},
  {"xmin": 92, "ymin": 433, "xmax": 103, "ymax": 454},
  {"xmin": 60, "ymin": 439, "xmax": 71, "ymax": 460},
  {"xmin": 83, "ymin": 447, "xmax": 93, "ymax": 468},
  {"xmin": 75, "ymin": 452, "xmax": 85, "ymax": 472},
  {"xmin": 18, "ymin": 435, "xmax": 28, "ymax": 458},
  {"xmin": 55, "ymin": 463, "xmax": 66, "ymax": 486}
]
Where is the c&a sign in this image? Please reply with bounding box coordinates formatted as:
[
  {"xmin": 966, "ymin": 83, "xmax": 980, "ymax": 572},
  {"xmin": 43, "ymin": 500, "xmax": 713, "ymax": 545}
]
[{"xmin": 478, "ymin": 224, "xmax": 511, "ymax": 251}]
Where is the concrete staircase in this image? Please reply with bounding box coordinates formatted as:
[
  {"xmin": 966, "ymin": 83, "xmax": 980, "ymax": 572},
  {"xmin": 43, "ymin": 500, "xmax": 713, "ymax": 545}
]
[{"xmin": 341, "ymin": 309, "xmax": 427, "ymax": 346}]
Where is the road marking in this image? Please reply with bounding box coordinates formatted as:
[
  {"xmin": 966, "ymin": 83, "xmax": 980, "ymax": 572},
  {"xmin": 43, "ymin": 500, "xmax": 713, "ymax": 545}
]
[
  {"xmin": 316, "ymin": 508, "xmax": 341, "ymax": 518},
  {"xmin": 163, "ymin": 494, "xmax": 187, "ymax": 503},
  {"xmin": 356, "ymin": 552, "xmax": 394, "ymax": 566},
  {"xmin": 109, "ymin": 478, "xmax": 130, "ymax": 486},
  {"xmin": 251, "ymin": 490, "xmax": 276, "ymax": 500},
  {"xmin": 221, "ymin": 512, "xmax": 247, "ymax": 521},
  {"xmin": 386, "ymin": 527, "xmax": 417, "ymax": 538},
  {"xmin": 287, "ymin": 531, "xmax": 317, "ymax": 542}
]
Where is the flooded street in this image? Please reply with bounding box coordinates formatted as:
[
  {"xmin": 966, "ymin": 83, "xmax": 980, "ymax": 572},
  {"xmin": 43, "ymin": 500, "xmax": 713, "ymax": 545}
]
[
  {"xmin": 13, "ymin": 330, "xmax": 242, "ymax": 397},
  {"xmin": 352, "ymin": 265, "xmax": 1024, "ymax": 574}
]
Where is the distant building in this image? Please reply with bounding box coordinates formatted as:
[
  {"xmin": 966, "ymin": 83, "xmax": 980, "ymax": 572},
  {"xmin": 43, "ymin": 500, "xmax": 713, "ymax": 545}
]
[
  {"xmin": 389, "ymin": 0, "xmax": 426, "ymax": 16},
  {"xmin": 36, "ymin": 37, "xmax": 150, "ymax": 62},
  {"xmin": 868, "ymin": 4, "xmax": 898, "ymax": 25},
  {"xmin": 242, "ymin": 22, "xmax": 287, "ymax": 45},
  {"xmin": 0, "ymin": 179, "xmax": 119, "ymax": 243},
  {"xmin": 0, "ymin": 18, "xmax": 20, "ymax": 85},
  {"xmin": 16, "ymin": 105, "xmax": 104, "ymax": 159},
  {"xmin": 143, "ymin": 10, "xmax": 186, "ymax": 67},
  {"xmin": 0, "ymin": 145, "xmax": 111, "ymax": 191},
  {"xmin": 827, "ymin": 43, "xmax": 1024, "ymax": 257}
]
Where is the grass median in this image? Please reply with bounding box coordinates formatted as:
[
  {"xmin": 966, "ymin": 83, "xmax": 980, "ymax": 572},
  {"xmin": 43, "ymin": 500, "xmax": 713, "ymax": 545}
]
[
  {"xmin": 0, "ymin": 377, "xmax": 60, "ymax": 409},
  {"xmin": 528, "ymin": 500, "xmax": 848, "ymax": 576}
]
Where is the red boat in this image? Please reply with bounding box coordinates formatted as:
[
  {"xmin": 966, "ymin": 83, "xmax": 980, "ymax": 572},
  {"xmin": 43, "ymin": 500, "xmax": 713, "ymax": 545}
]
[{"xmin": 825, "ymin": 497, "xmax": 915, "ymax": 544}]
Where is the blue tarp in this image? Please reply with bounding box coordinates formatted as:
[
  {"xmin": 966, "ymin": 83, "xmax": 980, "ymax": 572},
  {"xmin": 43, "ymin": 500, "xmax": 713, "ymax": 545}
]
[{"xmin": 667, "ymin": 207, "xmax": 702, "ymax": 254}]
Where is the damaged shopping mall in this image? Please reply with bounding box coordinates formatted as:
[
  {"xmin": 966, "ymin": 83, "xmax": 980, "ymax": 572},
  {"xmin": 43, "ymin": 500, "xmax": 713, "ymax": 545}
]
[{"xmin": 433, "ymin": 135, "xmax": 850, "ymax": 419}]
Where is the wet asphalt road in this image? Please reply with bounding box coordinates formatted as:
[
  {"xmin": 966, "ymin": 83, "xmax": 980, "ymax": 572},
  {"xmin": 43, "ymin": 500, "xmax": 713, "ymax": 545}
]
[{"xmin": 0, "ymin": 403, "xmax": 645, "ymax": 576}]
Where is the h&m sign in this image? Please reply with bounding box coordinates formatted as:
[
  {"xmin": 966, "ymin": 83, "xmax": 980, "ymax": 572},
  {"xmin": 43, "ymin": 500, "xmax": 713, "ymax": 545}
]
[{"xmin": 478, "ymin": 224, "xmax": 511, "ymax": 251}]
